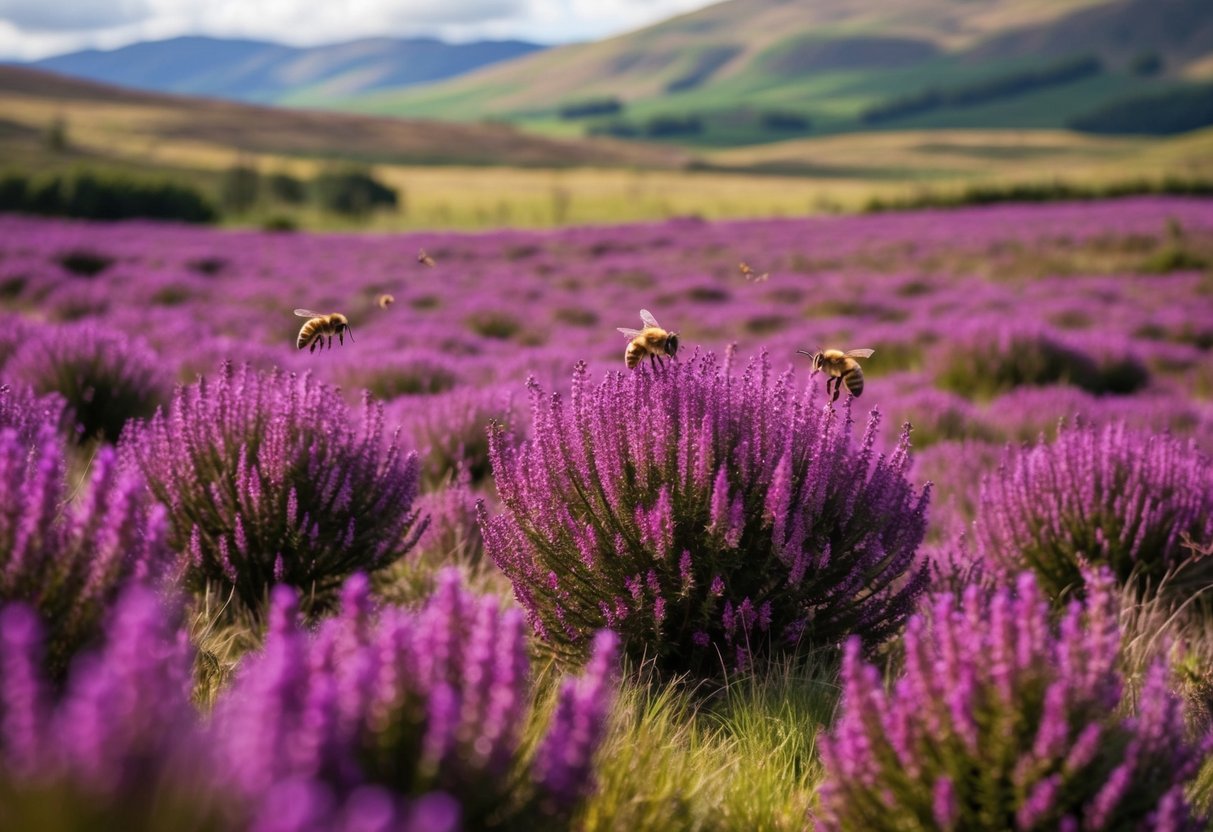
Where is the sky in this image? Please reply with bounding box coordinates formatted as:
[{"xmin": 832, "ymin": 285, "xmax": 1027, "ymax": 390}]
[{"xmin": 0, "ymin": 0, "xmax": 719, "ymax": 60}]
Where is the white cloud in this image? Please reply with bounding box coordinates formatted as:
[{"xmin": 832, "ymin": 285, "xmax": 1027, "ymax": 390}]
[{"xmin": 0, "ymin": 0, "xmax": 720, "ymax": 60}]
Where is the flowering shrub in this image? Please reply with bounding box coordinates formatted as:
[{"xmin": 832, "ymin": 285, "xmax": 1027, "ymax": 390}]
[
  {"xmin": 399, "ymin": 386, "xmax": 518, "ymax": 491},
  {"xmin": 973, "ymin": 421, "xmax": 1213, "ymax": 598},
  {"xmin": 0, "ymin": 418, "xmax": 171, "ymax": 675},
  {"xmin": 0, "ymin": 383, "xmax": 66, "ymax": 443},
  {"xmin": 125, "ymin": 362, "xmax": 427, "ymax": 616},
  {"xmin": 0, "ymin": 588, "xmax": 233, "ymax": 830},
  {"xmin": 934, "ymin": 325, "xmax": 1148, "ymax": 399},
  {"xmin": 482, "ymin": 353, "xmax": 930, "ymax": 674},
  {"xmin": 818, "ymin": 572, "xmax": 1211, "ymax": 831},
  {"xmin": 212, "ymin": 570, "xmax": 618, "ymax": 827},
  {"xmin": 6, "ymin": 322, "xmax": 170, "ymax": 442}
]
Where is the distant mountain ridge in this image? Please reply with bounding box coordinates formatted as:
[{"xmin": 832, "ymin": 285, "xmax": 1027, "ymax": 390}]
[{"xmin": 29, "ymin": 35, "xmax": 546, "ymax": 103}]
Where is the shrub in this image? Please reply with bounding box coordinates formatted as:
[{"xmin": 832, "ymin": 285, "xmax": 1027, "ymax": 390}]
[
  {"xmin": 312, "ymin": 168, "xmax": 398, "ymax": 216},
  {"xmin": 818, "ymin": 572, "xmax": 1211, "ymax": 831},
  {"xmin": 402, "ymin": 387, "xmax": 518, "ymax": 490},
  {"xmin": 0, "ymin": 587, "xmax": 232, "ymax": 830},
  {"xmin": 0, "ymin": 170, "xmax": 217, "ymax": 223},
  {"xmin": 220, "ymin": 164, "xmax": 260, "ymax": 213},
  {"xmin": 0, "ymin": 384, "xmax": 65, "ymax": 443},
  {"xmin": 212, "ymin": 571, "xmax": 619, "ymax": 828},
  {"xmin": 7, "ymin": 323, "xmax": 171, "ymax": 443},
  {"xmin": 1070, "ymin": 83, "xmax": 1213, "ymax": 136},
  {"xmin": 934, "ymin": 326, "xmax": 1147, "ymax": 399},
  {"xmin": 124, "ymin": 363, "xmax": 426, "ymax": 617},
  {"xmin": 972, "ymin": 421, "xmax": 1213, "ymax": 599},
  {"xmin": 0, "ymin": 419, "xmax": 171, "ymax": 676},
  {"xmin": 482, "ymin": 353, "xmax": 930, "ymax": 675}
]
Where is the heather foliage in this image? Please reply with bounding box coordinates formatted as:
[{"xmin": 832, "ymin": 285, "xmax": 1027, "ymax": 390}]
[
  {"xmin": 6, "ymin": 322, "xmax": 170, "ymax": 443},
  {"xmin": 973, "ymin": 421, "xmax": 1213, "ymax": 599},
  {"xmin": 0, "ymin": 588, "xmax": 232, "ymax": 830},
  {"xmin": 125, "ymin": 363, "xmax": 426, "ymax": 616},
  {"xmin": 212, "ymin": 570, "xmax": 619, "ymax": 828},
  {"xmin": 483, "ymin": 352, "xmax": 930, "ymax": 674},
  {"xmin": 401, "ymin": 387, "xmax": 518, "ymax": 491},
  {"xmin": 934, "ymin": 326, "xmax": 1148, "ymax": 399},
  {"xmin": 0, "ymin": 418, "xmax": 171, "ymax": 675},
  {"xmin": 818, "ymin": 572, "xmax": 1211, "ymax": 831}
]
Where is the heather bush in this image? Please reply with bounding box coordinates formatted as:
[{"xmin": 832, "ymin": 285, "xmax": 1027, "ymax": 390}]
[
  {"xmin": 0, "ymin": 588, "xmax": 233, "ymax": 830},
  {"xmin": 0, "ymin": 418, "xmax": 171, "ymax": 675},
  {"xmin": 0, "ymin": 383, "xmax": 66, "ymax": 443},
  {"xmin": 7, "ymin": 322, "xmax": 171, "ymax": 443},
  {"xmin": 973, "ymin": 421, "xmax": 1213, "ymax": 599},
  {"xmin": 934, "ymin": 326, "xmax": 1148, "ymax": 399},
  {"xmin": 482, "ymin": 353, "xmax": 930, "ymax": 675},
  {"xmin": 818, "ymin": 572, "xmax": 1211, "ymax": 831},
  {"xmin": 125, "ymin": 362, "xmax": 426, "ymax": 617},
  {"xmin": 212, "ymin": 570, "xmax": 619, "ymax": 828},
  {"xmin": 401, "ymin": 387, "xmax": 518, "ymax": 490}
]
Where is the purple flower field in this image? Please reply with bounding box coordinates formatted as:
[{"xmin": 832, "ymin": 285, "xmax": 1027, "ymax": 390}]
[{"xmin": 1, "ymin": 197, "xmax": 1212, "ymax": 829}]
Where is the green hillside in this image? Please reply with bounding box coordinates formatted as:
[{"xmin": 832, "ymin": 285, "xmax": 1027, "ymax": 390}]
[{"xmin": 321, "ymin": 0, "xmax": 1213, "ymax": 146}]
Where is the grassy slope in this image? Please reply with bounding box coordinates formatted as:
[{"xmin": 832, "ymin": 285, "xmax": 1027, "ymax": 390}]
[{"xmin": 328, "ymin": 0, "xmax": 1212, "ymax": 147}]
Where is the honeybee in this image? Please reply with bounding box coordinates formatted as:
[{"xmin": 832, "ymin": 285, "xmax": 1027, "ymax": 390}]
[
  {"xmin": 798, "ymin": 348, "xmax": 874, "ymax": 402},
  {"xmin": 417, "ymin": 249, "xmax": 436, "ymax": 268},
  {"xmin": 739, "ymin": 262, "xmax": 769, "ymax": 282},
  {"xmin": 617, "ymin": 309, "xmax": 679, "ymax": 369},
  {"xmin": 295, "ymin": 309, "xmax": 355, "ymax": 352},
  {"xmin": 376, "ymin": 293, "xmax": 395, "ymax": 309}
]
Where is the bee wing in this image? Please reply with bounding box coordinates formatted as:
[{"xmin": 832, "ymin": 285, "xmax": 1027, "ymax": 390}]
[
  {"xmin": 639, "ymin": 309, "xmax": 660, "ymax": 328},
  {"xmin": 617, "ymin": 327, "xmax": 644, "ymax": 338},
  {"xmin": 845, "ymin": 349, "xmax": 875, "ymax": 358},
  {"xmin": 294, "ymin": 308, "xmax": 324, "ymax": 318}
]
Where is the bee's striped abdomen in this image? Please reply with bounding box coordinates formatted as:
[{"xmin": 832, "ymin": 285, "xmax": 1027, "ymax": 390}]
[
  {"xmin": 625, "ymin": 339, "xmax": 644, "ymax": 369},
  {"xmin": 297, "ymin": 319, "xmax": 324, "ymax": 351},
  {"xmin": 842, "ymin": 366, "xmax": 864, "ymax": 397}
]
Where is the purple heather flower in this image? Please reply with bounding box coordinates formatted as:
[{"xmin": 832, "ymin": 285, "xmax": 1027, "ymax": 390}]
[
  {"xmin": 0, "ymin": 416, "xmax": 172, "ymax": 676},
  {"xmin": 482, "ymin": 352, "xmax": 928, "ymax": 675},
  {"xmin": 213, "ymin": 569, "xmax": 614, "ymax": 826},
  {"xmin": 972, "ymin": 420, "xmax": 1213, "ymax": 598},
  {"xmin": 818, "ymin": 571, "xmax": 1209, "ymax": 831},
  {"xmin": 123, "ymin": 362, "xmax": 427, "ymax": 616}
]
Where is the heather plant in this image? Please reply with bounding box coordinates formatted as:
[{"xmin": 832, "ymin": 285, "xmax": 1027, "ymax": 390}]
[
  {"xmin": 6, "ymin": 322, "xmax": 171, "ymax": 443},
  {"xmin": 125, "ymin": 362, "xmax": 427, "ymax": 617},
  {"xmin": 0, "ymin": 588, "xmax": 234, "ymax": 830},
  {"xmin": 817, "ymin": 572, "xmax": 1212, "ymax": 831},
  {"xmin": 212, "ymin": 570, "xmax": 619, "ymax": 828},
  {"xmin": 973, "ymin": 421, "xmax": 1213, "ymax": 599},
  {"xmin": 0, "ymin": 383, "xmax": 66, "ymax": 443},
  {"xmin": 0, "ymin": 418, "xmax": 172, "ymax": 676},
  {"xmin": 482, "ymin": 352, "xmax": 930, "ymax": 675},
  {"xmin": 934, "ymin": 325, "xmax": 1148, "ymax": 399},
  {"xmin": 401, "ymin": 387, "xmax": 518, "ymax": 490}
]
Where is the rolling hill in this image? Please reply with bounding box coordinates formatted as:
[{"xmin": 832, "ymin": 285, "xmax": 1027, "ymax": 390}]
[
  {"xmin": 28, "ymin": 35, "xmax": 546, "ymax": 104},
  {"xmin": 0, "ymin": 65, "xmax": 688, "ymax": 170},
  {"xmin": 331, "ymin": 0, "xmax": 1213, "ymax": 145}
]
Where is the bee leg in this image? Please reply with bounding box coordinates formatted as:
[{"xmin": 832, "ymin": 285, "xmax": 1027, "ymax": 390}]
[
  {"xmin": 339, "ymin": 332, "xmax": 345, "ymax": 346},
  {"xmin": 831, "ymin": 379, "xmax": 841, "ymax": 403},
  {"xmin": 654, "ymin": 355, "xmax": 664, "ymax": 369},
  {"xmin": 310, "ymin": 339, "xmax": 318, "ymax": 354},
  {"xmin": 327, "ymin": 335, "xmax": 333, "ymax": 349}
]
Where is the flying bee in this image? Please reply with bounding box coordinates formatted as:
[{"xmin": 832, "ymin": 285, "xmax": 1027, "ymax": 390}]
[
  {"xmin": 376, "ymin": 293, "xmax": 395, "ymax": 309},
  {"xmin": 739, "ymin": 261, "xmax": 769, "ymax": 282},
  {"xmin": 295, "ymin": 309, "xmax": 354, "ymax": 353},
  {"xmin": 798, "ymin": 348, "xmax": 874, "ymax": 402},
  {"xmin": 617, "ymin": 309, "xmax": 679, "ymax": 369},
  {"xmin": 417, "ymin": 249, "xmax": 436, "ymax": 268}
]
